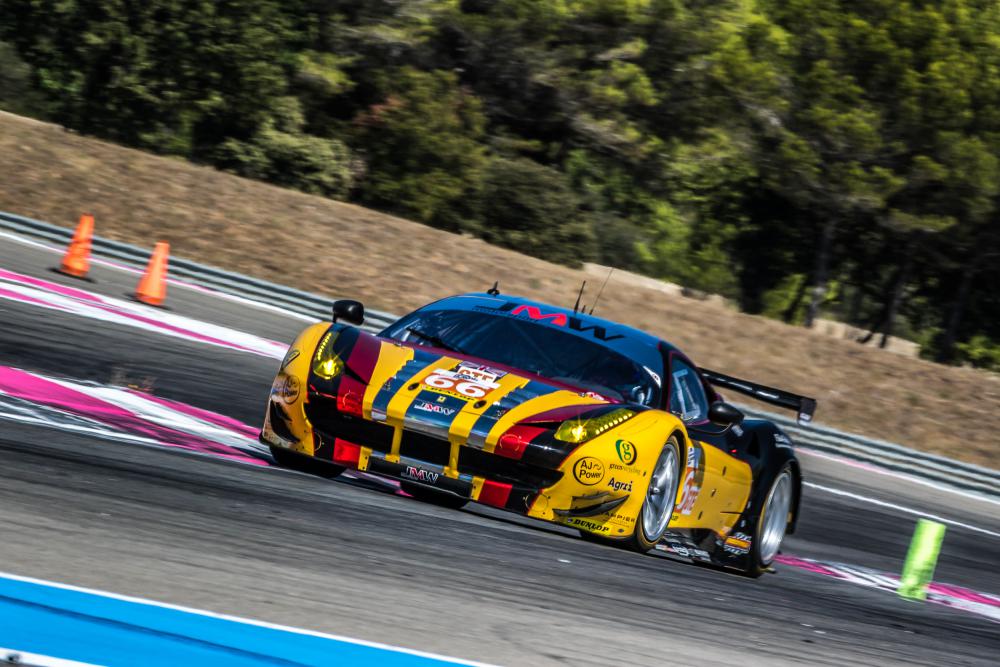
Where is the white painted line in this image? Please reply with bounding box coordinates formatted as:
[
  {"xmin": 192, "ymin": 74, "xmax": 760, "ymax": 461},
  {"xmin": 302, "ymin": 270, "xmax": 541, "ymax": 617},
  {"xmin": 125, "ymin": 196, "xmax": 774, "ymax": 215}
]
[
  {"xmin": 0, "ymin": 408, "xmax": 160, "ymax": 446},
  {"xmin": 797, "ymin": 447, "xmax": 1000, "ymax": 508},
  {"xmin": 804, "ymin": 482, "xmax": 1000, "ymax": 539},
  {"xmin": 44, "ymin": 378, "xmax": 256, "ymax": 451},
  {"xmin": 0, "ymin": 571, "xmax": 499, "ymax": 667}
]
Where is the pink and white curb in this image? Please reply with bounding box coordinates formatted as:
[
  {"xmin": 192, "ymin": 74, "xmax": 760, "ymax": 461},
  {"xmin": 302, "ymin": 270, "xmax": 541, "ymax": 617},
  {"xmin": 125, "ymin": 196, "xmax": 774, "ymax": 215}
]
[
  {"xmin": 0, "ymin": 365, "xmax": 269, "ymax": 466},
  {"xmin": 776, "ymin": 554, "xmax": 1000, "ymax": 624},
  {"xmin": 0, "ymin": 366, "xmax": 400, "ymax": 491},
  {"xmin": 0, "ymin": 267, "xmax": 288, "ymax": 359},
  {"xmin": 0, "ymin": 229, "xmax": 318, "ymax": 323}
]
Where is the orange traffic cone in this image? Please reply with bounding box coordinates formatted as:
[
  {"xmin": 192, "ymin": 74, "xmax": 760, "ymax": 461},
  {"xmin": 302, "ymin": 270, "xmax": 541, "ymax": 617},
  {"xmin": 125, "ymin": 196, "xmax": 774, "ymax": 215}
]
[
  {"xmin": 135, "ymin": 241, "xmax": 169, "ymax": 306},
  {"xmin": 58, "ymin": 214, "xmax": 94, "ymax": 278}
]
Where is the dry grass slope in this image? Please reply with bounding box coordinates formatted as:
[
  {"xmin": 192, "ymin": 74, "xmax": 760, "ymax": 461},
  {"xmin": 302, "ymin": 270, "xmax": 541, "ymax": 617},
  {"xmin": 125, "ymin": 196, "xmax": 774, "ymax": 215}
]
[{"xmin": 1, "ymin": 111, "xmax": 997, "ymax": 468}]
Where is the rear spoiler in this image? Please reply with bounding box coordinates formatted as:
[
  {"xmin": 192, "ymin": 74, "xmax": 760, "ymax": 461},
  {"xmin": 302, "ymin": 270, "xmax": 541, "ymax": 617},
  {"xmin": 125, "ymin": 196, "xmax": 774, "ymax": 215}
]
[{"xmin": 701, "ymin": 369, "xmax": 817, "ymax": 425}]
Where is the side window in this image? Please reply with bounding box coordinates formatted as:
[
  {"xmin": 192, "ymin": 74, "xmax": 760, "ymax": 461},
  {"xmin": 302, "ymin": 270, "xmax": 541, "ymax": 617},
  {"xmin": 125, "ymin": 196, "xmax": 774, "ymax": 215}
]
[{"xmin": 669, "ymin": 359, "xmax": 709, "ymax": 422}]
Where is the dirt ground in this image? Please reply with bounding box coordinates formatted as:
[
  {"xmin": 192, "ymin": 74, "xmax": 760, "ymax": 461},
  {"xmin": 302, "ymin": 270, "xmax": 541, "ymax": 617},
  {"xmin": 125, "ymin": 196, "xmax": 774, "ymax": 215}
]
[{"xmin": 1, "ymin": 111, "xmax": 997, "ymax": 468}]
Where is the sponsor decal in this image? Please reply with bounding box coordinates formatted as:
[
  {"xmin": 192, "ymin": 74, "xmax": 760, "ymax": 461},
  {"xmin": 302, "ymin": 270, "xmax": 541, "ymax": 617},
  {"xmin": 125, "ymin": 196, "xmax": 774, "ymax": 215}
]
[
  {"xmin": 413, "ymin": 400, "xmax": 456, "ymax": 416},
  {"xmin": 609, "ymin": 462, "xmax": 643, "ymax": 475},
  {"xmin": 678, "ymin": 443, "xmax": 703, "ymax": 515},
  {"xmin": 668, "ymin": 543, "xmax": 689, "ymax": 557},
  {"xmin": 280, "ymin": 374, "xmax": 301, "ymax": 403},
  {"xmin": 509, "ymin": 304, "xmax": 568, "ymax": 326},
  {"xmin": 489, "ymin": 302, "xmax": 625, "ymax": 341},
  {"xmin": 279, "ymin": 347, "xmax": 300, "ymax": 371},
  {"xmin": 615, "ymin": 439, "xmax": 637, "ymax": 465},
  {"xmin": 572, "ymin": 457, "xmax": 605, "ymax": 486},
  {"xmin": 666, "ymin": 543, "xmax": 712, "ymax": 561},
  {"xmin": 724, "ymin": 532, "xmax": 752, "ymax": 555},
  {"xmin": 609, "ymin": 513, "xmax": 636, "ymax": 526},
  {"xmin": 401, "ymin": 465, "xmax": 440, "ymax": 485},
  {"xmin": 607, "ymin": 477, "xmax": 633, "ymax": 493},
  {"xmin": 774, "ymin": 430, "xmax": 793, "ymax": 448},
  {"xmin": 564, "ymin": 517, "xmax": 610, "ymax": 534},
  {"xmin": 422, "ymin": 368, "xmax": 499, "ymax": 400},
  {"xmin": 454, "ymin": 362, "xmax": 506, "ymax": 384}
]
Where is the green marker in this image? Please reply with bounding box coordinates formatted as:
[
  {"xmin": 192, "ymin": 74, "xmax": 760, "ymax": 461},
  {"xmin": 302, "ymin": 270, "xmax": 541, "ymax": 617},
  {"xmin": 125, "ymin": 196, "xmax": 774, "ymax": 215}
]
[{"xmin": 898, "ymin": 519, "xmax": 946, "ymax": 601}]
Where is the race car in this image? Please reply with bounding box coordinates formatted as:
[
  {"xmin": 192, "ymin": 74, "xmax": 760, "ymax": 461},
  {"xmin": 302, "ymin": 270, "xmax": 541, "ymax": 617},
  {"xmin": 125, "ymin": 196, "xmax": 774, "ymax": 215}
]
[{"xmin": 260, "ymin": 291, "xmax": 816, "ymax": 576}]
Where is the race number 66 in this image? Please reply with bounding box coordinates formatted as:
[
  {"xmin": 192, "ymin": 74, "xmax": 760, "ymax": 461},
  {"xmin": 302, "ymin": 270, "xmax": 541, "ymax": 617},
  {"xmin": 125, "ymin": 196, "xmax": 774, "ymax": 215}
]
[{"xmin": 424, "ymin": 373, "xmax": 489, "ymax": 398}]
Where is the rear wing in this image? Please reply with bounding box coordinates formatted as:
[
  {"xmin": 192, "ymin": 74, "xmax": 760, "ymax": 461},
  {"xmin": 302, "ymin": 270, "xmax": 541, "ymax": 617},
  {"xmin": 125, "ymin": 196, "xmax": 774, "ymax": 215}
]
[{"xmin": 701, "ymin": 369, "xmax": 817, "ymax": 425}]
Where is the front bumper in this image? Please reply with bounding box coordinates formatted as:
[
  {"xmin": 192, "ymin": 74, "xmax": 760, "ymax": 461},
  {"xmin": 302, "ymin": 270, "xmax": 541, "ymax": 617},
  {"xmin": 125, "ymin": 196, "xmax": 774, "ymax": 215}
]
[{"xmin": 263, "ymin": 395, "xmax": 556, "ymax": 514}]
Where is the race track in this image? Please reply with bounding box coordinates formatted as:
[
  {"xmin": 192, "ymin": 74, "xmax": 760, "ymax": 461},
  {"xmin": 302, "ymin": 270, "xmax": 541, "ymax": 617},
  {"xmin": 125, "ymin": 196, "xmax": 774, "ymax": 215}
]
[{"xmin": 1, "ymin": 237, "xmax": 998, "ymax": 666}]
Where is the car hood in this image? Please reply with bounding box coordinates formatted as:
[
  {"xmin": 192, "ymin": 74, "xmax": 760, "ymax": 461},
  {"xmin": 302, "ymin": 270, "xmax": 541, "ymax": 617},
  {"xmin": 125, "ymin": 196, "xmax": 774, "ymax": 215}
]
[{"xmin": 334, "ymin": 329, "xmax": 613, "ymax": 448}]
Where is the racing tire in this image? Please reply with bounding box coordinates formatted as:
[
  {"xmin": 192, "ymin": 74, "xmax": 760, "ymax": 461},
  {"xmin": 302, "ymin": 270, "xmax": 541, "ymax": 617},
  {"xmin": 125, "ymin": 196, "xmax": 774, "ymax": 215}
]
[
  {"xmin": 269, "ymin": 445, "xmax": 345, "ymax": 479},
  {"xmin": 742, "ymin": 463, "xmax": 794, "ymax": 578},
  {"xmin": 627, "ymin": 433, "xmax": 683, "ymax": 552},
  {"xmin": 400, "ymin": 482, "xmax": 469, "ymax": 510},
  {"xmin": 579, "ymin": 434, "xmax": 682, "ymax": 553}
]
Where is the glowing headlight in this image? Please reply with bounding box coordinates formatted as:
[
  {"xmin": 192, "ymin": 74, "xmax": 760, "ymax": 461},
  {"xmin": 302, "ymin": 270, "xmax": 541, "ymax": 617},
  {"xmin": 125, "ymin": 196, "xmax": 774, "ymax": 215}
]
[
  {"xmin": 312, "ymin": 332, "xmax": 344, "ymax": 380},
  {"xmin": 553, "ymin": 408, "xmax": 635, "ymax": 443}
]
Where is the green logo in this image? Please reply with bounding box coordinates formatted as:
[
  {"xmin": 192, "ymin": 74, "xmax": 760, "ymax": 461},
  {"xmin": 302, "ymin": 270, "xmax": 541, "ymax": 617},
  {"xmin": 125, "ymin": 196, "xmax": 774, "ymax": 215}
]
[{"xmin": 615, "ymin": 439, "xmax": 637, "ymax": 465}]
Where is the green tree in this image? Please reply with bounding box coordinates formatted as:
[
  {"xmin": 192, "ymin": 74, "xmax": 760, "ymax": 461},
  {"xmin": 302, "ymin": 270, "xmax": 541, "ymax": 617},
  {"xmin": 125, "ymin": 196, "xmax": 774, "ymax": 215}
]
[
  {"xmin": 0, "ymin": 40, "xmax": 47, "ymax": 118},
  {"xmin": 0, "ymin": 1, "xmax": 295, "ymax": 154},
  {"xmin": 479, "ymin": 157, "xmax": 596, "ymax": 267},
  {"xmin": 352, "ymin": 67, "xmax": 487, "ymax": 228},
  {"xmin": 213, "ymin": 97, "xmax": 354, "ymax": 197}
]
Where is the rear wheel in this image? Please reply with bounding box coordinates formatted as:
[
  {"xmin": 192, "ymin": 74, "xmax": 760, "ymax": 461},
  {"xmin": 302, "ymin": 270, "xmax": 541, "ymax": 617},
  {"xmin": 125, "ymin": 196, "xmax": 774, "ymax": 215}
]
[
  {"xmin": 744, "ymin": 464, "xmax": 794, "ymax": 577},
  {"xmin": 400, "ymin": 482, "xmax": 469, "ymax": 510},
  {"xmin": 269, "ymin": 445, "xmax": 345, "ymax": 479}
]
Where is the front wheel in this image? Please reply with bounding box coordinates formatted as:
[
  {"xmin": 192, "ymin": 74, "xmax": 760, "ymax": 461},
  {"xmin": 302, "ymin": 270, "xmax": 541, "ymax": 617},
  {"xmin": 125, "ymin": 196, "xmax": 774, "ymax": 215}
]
[
  {"xmin": 626, "ymin": 434, "xmax": 682, "ymax": 552},
  {"xmin": 576, "ymin": 435, "xmax": 682, "ymax": 553}
]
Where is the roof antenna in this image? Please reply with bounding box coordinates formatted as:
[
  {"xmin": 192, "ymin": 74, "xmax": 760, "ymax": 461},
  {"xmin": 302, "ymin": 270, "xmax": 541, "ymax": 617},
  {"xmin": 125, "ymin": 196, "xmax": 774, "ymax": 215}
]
[
  {"xmin": 589, "ymin": 268, "xmax": 614, "ymax": 315},
  {"xmin": 487, "ymin": 281, "xmax": 500, "ymax": 296},
  {"xmin": 572, "ymin": 280, "xmax": 587, "ymax": 314}
]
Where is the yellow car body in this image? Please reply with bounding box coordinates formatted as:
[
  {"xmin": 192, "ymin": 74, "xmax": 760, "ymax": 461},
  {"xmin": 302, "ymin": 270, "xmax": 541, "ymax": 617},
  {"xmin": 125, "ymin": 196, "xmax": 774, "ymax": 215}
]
[{"xmin": 261, "ymin": 294, "xmax": 809, "ymax": 575}]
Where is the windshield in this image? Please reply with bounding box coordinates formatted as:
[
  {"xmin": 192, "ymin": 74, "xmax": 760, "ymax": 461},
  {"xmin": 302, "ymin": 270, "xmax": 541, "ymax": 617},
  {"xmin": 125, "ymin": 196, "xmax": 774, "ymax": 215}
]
[{"xmin": 382, "ymin": 307, "xmax": 663, "ymax": 406}]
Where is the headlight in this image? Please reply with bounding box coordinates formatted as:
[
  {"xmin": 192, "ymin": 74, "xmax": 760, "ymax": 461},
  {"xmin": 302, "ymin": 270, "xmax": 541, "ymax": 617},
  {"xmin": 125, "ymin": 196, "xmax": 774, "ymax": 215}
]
[
  {"xmin": 312, "ymin": 331, "xmax": 344, "ymax": 380},
  {"xmin": 554, "ymin": 408, "xmax": 635, "ymax": 443}
]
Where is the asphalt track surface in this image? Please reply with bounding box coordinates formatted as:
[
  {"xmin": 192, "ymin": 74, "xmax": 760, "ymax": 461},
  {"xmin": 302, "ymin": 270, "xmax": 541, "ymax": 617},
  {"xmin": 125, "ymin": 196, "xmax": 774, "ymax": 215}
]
[{"xmin": 1, "ymin": 238, "xmax": 999, "ymax": 666}]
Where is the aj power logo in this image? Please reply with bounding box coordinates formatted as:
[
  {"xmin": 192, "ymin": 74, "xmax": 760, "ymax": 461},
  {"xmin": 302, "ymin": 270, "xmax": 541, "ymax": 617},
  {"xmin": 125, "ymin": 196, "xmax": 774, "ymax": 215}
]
[{"xmin": 573, "ymin": 457, "xmax": 605, "ymax": 485}]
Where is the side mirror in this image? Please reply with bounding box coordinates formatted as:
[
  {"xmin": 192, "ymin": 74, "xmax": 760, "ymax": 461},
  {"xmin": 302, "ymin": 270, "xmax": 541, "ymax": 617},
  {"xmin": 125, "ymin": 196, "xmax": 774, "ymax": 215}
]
[
  {"xmin": 332, "ymin": 299, "xmax": 365, "ymax": 326},
  {"xmin": 708, "ymin": 401, "xmax": 744, "ymax": 426}
]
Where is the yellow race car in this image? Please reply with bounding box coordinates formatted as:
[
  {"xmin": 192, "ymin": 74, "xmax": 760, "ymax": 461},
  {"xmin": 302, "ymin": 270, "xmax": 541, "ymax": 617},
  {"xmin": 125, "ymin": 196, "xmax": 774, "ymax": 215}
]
[{"xmin": 261, "ymin": 291, "xmax": 815, "ymax": 576}]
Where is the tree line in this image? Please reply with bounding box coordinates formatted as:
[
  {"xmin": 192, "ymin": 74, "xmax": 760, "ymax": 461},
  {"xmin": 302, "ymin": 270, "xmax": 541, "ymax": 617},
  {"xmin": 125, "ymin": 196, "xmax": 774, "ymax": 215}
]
[{"xmin": 2, "ymin": 1, "xmax": 1000, "ymax": 368}]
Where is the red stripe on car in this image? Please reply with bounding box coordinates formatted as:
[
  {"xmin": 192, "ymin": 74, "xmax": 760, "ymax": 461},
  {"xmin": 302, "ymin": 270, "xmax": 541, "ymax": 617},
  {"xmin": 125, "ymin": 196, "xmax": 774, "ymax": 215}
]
[
  {"xmin": 495, "ymin": 425, "xmax": 548, "ymax": 460},
  {"xmin": 478, "ymin": 480, "xmax": 513, "ymax": 507}
]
